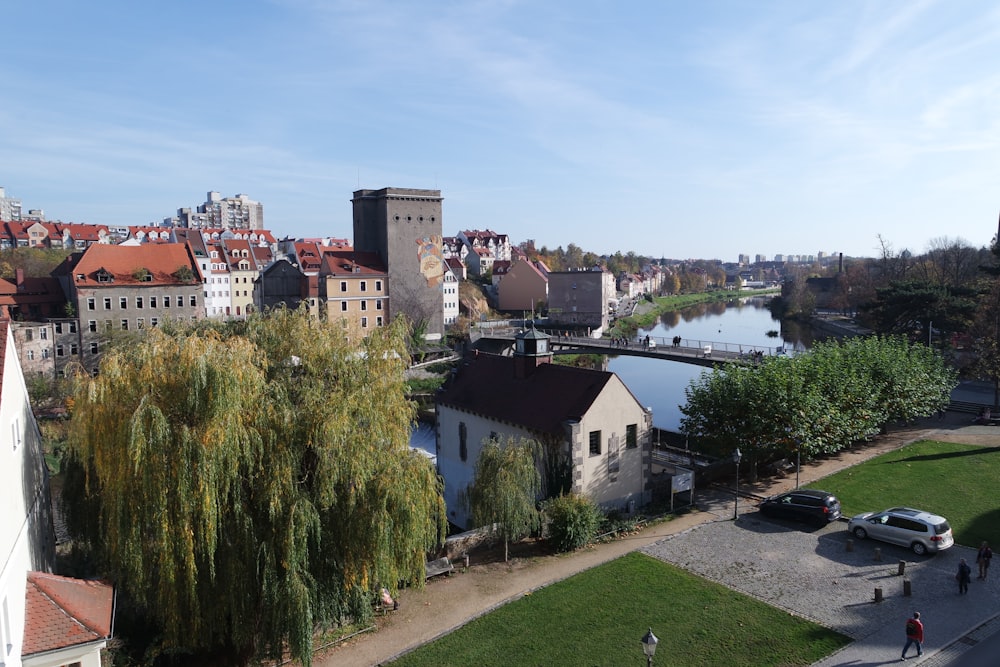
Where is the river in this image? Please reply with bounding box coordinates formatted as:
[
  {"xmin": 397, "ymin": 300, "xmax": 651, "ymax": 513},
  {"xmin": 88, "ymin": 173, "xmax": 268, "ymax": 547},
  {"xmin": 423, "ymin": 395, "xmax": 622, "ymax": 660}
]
[{"xmin": 610, "ymin": 297, "xmax": 814, "ymax": 432}]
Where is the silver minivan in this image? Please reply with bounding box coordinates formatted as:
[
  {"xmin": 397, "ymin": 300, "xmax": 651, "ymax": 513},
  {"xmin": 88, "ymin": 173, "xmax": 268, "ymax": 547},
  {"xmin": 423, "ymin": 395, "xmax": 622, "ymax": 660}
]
[{"xmin": 847, "ymin": 507, "xmax": 954, "ymax": 555}]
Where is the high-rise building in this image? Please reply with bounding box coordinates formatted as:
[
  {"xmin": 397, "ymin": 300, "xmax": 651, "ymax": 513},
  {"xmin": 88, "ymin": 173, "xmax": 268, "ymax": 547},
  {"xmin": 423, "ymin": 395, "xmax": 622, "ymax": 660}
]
[
  {"xmin": 191, "ymin": 192, "xmax": 264, "ymax": 230},
  {"xmin": 351, "ymin": 187, "xmax": 445, "ymax": 340},
  {"xmin": 0, "ymin": 187, "xmax": 23, "ymax": 221}
]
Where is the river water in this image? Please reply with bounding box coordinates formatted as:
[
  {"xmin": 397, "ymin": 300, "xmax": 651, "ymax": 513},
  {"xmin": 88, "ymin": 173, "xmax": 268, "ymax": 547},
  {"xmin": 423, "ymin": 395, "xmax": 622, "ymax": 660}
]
[{"xmin": 610, "ymin": 297, "xmax": 814, "ymax": 432}]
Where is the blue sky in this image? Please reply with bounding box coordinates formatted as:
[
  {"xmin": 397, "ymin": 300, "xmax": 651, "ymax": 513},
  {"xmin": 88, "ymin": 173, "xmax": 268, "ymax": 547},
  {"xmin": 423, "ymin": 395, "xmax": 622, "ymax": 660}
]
[{"xmin": 3, "ymin": 1, "xmax": 999, "ymax": 262}]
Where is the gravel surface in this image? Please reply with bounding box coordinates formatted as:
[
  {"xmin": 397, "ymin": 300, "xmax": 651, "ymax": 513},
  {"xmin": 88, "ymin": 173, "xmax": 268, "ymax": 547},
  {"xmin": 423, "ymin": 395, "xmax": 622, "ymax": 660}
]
[{"xmin": 641, "ymin": 515, "xmax": 991, "ymax": 642}]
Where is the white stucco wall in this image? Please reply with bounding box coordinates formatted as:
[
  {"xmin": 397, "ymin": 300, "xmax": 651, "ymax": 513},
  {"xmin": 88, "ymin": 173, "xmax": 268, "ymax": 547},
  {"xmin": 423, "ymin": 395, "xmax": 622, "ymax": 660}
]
[
  {"xmin": 436, "ymin": 373, "xmax": 651, "ymax": 530},
  {"xmin": 0, "ymin": 325, "xmax": 52, "ymax": 667}
]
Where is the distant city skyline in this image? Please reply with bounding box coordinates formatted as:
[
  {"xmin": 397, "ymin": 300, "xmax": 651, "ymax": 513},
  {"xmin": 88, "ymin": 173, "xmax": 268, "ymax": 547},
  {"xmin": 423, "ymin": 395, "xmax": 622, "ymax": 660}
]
[{"xmin": 2, "ymin": 2, "xmax": 998, "ymax": 261}]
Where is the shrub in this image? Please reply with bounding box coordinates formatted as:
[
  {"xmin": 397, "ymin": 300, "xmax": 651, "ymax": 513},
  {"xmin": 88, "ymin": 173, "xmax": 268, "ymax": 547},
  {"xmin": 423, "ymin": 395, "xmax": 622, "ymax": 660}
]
[{"xmin": 543, "ymin": 494, "xmax": 602, "ymax": 552}]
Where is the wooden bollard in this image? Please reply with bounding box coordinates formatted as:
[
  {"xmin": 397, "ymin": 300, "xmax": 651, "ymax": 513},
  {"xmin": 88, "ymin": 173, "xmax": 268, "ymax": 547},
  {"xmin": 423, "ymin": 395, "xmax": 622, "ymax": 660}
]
[
  {"xmin": 903, "ymin": 579, "xmax": 912, "ymax": 596},
  {"xmin": 846, "ymin": 538, "xmax": 854, "ymax": 552},
  {"xmin": 898, "ymin": 560, "xmax": 906, "ymax": 576},
  {"xmin": 874, "ymin": 587, "xmax": 883, "ymax": 603},
  {"xmin": 874, "ymin": 547, "xmax": 882, "ymax": 562},
  {"xmin": 463, "ymin": 553, "xmax": 470, "ymax": 569}
]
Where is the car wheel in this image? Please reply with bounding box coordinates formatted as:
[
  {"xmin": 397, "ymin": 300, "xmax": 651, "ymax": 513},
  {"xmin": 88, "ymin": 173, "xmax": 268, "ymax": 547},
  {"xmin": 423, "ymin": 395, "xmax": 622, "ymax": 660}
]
[
  {"xmin": 911, "ymin": 542, "xmax": 927, "ymax": 556},
  {"xmin": 852, "ymin": 527, "xmax": 867, "ymax": 540}
]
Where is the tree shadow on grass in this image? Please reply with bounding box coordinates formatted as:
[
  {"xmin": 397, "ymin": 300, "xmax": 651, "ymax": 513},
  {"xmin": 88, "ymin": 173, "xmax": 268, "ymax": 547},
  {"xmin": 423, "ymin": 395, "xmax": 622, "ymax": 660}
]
[{"xmin": 881, "ymin": 445, "xmax": 1000, "ymax": 464}]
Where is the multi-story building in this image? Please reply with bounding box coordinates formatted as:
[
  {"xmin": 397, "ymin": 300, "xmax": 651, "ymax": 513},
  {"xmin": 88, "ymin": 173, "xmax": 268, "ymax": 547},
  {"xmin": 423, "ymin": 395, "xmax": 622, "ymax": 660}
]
[
  {"xmin": 547, "ymin": 267, "xmax": 615, "ymax": 332},
  {"xmin": 0, "ymin": 186, "xmax": 23, "ymax": 221},
  {"xmin": 195, "ymin": 192, "xmax": 264, "ymax": 231},
  {"xmin": 53, "ymin": 243, "xmax": 204, "ymax": 374},
  {"xmin": 221, "ymin": 239, "xmax": 260, "ymax": 318},
  {"xmin": 458, "ymin": 229, "xmax": 511, "ymax": 262},
  {"xmin": 255, "ymin": 258, "xmax": 317, "ymax": 316},
  {"xmin": 443, "ymin": 265, "xmax": 460, "ymax": 327},
  {"xmin": 497, "ymin": 258, "xmax": 549, "ymax": 313},
  {"xmin": 352, "ymin": 187, "xmax": 445, "ymax": 340},
  {"xmin": 320, "ymin": 251, "xmax": 388, "ymax": 334}
]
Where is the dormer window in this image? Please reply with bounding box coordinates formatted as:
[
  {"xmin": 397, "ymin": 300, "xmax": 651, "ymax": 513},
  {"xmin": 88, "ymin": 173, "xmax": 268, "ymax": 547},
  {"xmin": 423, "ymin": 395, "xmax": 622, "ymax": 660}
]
[{"xmin": 96, "ymin": 269, "xmax": 113, "ymax": 283}]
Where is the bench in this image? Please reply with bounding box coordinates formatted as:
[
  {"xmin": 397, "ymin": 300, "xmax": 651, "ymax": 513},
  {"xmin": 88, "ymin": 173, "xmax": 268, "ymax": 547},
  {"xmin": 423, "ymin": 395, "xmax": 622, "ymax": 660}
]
[
  {"xmin": 376, "ymin": 587, "xmax": 399, "ymax": 615},
  {"xmin": 425, "ymin": 556, "xmax": 454, "ymax": 580}
]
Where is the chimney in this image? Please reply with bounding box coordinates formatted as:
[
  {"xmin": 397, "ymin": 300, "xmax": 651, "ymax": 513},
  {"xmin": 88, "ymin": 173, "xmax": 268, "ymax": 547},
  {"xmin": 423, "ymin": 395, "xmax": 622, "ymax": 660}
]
[{"xmin": 15, "ymin": 268, "xmax": 25, "ymax": 290}]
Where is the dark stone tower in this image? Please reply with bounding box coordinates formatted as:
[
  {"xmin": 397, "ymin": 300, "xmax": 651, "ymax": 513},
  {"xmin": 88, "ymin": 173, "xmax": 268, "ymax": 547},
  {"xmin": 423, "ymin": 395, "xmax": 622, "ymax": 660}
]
[{"xmin": 352, "ymin": 188, "xmax": 445, "ymax": 339}]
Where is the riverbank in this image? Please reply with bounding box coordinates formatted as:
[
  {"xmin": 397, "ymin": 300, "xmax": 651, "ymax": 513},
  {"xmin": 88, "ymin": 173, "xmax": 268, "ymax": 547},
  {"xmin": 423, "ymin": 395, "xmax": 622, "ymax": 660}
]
[{"xmin": 615, "ymin": 288, "xmax": 780, "ymax": 335}]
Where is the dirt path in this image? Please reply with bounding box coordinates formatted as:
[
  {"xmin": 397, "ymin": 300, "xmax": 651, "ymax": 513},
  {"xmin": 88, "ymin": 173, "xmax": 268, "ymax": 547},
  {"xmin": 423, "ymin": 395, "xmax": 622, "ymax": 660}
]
[{"xmin": 313, "ymin": 415, "xmax": 1000, "ymax": 667}]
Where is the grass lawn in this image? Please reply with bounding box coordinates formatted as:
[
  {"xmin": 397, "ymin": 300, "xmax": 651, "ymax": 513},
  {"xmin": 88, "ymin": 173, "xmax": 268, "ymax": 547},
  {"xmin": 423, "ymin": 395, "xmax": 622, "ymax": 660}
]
[
  {"xmin": 817, "ymin": 440, "xmax": 1000, "ymax": 548},
  {"xmin": 390, "ymin": 552, "xmax": 848, "ymax": 667}
]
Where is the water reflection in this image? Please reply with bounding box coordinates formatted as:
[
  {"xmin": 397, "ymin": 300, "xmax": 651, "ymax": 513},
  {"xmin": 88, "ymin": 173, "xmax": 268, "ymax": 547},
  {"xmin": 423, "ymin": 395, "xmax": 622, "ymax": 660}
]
[{"xmin": 614, "ymin": 298, "xmax": 813, "ymax": 432}]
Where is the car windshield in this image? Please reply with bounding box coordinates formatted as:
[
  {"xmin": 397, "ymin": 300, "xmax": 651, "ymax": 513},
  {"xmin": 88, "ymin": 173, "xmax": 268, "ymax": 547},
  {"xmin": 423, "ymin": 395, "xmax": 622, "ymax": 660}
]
[{"xmin": 934, "ymin": 522, "xmax": 951, "ymax": 535}]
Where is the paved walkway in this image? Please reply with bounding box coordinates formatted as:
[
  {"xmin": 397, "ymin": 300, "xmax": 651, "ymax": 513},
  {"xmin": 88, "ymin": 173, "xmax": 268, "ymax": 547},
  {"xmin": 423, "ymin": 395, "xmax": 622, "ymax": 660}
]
[{"xmin": 315, "ymin": 409, "xmax": 1000, "ymax": 666}]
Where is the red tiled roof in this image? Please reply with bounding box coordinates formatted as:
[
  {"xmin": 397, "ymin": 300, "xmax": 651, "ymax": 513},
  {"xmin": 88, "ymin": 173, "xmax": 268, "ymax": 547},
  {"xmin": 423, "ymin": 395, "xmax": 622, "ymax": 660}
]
[
  {"xmin": 321, "ymin": 251, "xmax": 387, "ymax": 276},
  {"xmin": 68, "ymin": 243, "xmax": 203, "ymax": 287},
  {"xmin": 22, "ymin": 572, "xmax": 114, "ymax": 656},
  {"xmin": 436, "ymin": 353, "xmax": 614, "ymax": 436}
]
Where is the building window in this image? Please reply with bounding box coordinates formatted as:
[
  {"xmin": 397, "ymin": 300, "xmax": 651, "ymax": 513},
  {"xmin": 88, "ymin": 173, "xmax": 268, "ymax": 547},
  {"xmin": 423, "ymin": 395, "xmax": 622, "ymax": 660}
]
[
  {"xmin": 589, "ymin": 430, "xmax": 602, "ymax": 456},
  {"xmin": 376, "ymin": 316, "xmax": 383, "ymax": 326},
  {"xmin": 69, "ymin": 321, "xmax": 77, "ymax": 333},
  {"xmin": 87, "ymin": 297, "xmax": 96, "ymax": 310},
  {"xmin": 376, "ymin": 299, "xmax": 383, "ymax": 311},
  {"xmin": 626, "ymin": 424, "xmax": 638, "ymax": 449},
  {"xmin": 42, "ymin": 348, "xmax": 49, "ymax": 359},
  {"xmin": 190, "ymin": 295, "xmax": 197, "ymax": 307},
  {"xmin": 121, "ymin": 319, "xmax": 129, "ymax": 330},
  {"xmin": 24, "ymin": 329, "xmax": 33, "ymax": 341},
  {"xmin": 150, "ymin": 296, "xmax": 158, "ymax": 308},
  {"xmin": 104, "ymin": 297, "xmax": 112, "ymax": 310},
  {"xmin": 361, "ymin": 301, "xmax": 367, "ymax": 311},
  {"xmin": 55, "ymin": 322, "xmax": 62, "ymax": 334},
  {"xmin": 376, "ymin": 280, "xmax": 382, "ymax": 291},
  {"xmin": 164, "ymin": 296, "xmax": 171, "ymax": 307},
  {"xmin": 360, "ymin": 281, "xmax": 367, "ymax": 292},
  {"xmin": 361, "ymin": 317, "xmax": 368, "ymax": 328},
  {"xmin": 120, "ymin": 297, "xmax": 128, "ymax": 309},
  {"xmin": 70, "ymin": 344, "xmax": 78, "ymax": 355},
  {"xmin": 136, "ymin": 296, "xmax": 143, "ymax": 309},
  {"xmin": 90, "ymin": 342, "xmax": 99, "ymax": 354},
  {"xmin": 137, "ymin": 318, "xmax": 145, "ymax": 330},
  {"xmin": 340, "ymin": 281, "xmax": 348, "ymax": 292},
  {"xmin": 341, "ymin": 302, "xmax": 348, "ymax": 312},
  {"xmin": 26, "ymin": 350, "xmax": 34, "ymax": 361},
  {"xmin": 459, "ymin": 422, "xmax": 468, "ymax": 462},
  {"xmin": 89, "ymin": 320, "xmax": 97, "ymax": 332},
  {"xmin": 105, "ymin": 320, "xmax": 112, "ymax": 331},
  {"xmin": 151, "ymin": 317, "xmax": 158, "ymax": 327},
  {"xmin": 56, "ymin": 344, "xmax": 64, "ymax": 357}
]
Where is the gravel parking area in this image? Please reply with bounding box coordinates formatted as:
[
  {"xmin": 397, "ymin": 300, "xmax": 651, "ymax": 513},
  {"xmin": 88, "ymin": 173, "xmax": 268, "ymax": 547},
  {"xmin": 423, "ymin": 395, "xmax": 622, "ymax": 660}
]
[{"xmin": 641, "ymin": 513, "xmax": 990, "ymax": 642}]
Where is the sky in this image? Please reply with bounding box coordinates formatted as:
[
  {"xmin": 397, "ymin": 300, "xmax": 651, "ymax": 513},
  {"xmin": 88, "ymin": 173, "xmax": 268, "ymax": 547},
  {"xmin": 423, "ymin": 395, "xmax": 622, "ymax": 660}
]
[{"xmin": 2, "ymin": 1, "xmax": 1000, "ymax": 263}]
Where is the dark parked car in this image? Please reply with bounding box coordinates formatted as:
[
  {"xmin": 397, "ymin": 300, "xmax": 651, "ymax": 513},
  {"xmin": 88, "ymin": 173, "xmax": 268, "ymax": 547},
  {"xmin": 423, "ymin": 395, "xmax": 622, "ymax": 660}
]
[{"xmin": 759, "ymin": 489, "xmax": 842, "ymax": 525}]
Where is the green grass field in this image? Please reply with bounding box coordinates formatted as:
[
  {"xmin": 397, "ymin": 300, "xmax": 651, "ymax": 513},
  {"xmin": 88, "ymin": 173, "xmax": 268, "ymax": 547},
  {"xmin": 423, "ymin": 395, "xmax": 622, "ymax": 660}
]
[
  {"xmin": 816, "ymin": 439, "xmax": 1000, "ymax": 548},
  {"xmin": 390, "ymin": 552, "xmax": 848, "ymax": 667}
]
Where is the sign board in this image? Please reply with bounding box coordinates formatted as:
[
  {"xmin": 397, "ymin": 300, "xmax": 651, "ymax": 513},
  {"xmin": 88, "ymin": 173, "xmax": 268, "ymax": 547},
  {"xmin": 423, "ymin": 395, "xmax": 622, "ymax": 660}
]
[{"xmin": 671, "ymin": 470, "xmax": 694, "ymax": 493}]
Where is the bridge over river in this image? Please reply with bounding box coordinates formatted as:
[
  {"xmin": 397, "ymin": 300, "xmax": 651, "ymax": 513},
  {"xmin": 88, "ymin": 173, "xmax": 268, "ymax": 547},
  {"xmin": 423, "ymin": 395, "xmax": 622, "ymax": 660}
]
[{"xmin": 470, "ymin": 328, "xmax": 789, "ymax": 367}]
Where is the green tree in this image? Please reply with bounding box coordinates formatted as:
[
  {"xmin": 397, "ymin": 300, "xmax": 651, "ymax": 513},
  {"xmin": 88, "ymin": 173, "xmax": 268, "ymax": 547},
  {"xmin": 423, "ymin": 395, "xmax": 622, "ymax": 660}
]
[
  {"xmin": 463, "ymin": 436, "xmax": 541, "ymax": 562},
  {"xmin": 62, "ymin": 309, "xmax": 446, "ymax": 666}
]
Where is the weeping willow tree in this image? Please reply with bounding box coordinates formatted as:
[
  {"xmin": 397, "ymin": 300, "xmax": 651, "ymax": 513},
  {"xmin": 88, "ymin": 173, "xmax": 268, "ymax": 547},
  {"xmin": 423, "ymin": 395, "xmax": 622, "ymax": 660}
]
[
  {"xmin": 62, "ymin": 308, "xmax": 446, "ymax": 666},
  {"xmin": 463, "ymin": 436, "xmax": 541, "ymax": 562}
]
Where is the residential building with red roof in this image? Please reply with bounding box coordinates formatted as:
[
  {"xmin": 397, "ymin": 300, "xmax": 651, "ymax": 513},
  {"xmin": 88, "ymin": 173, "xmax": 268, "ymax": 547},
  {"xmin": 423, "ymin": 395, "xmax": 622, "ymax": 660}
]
[
  {"xmin": 22, "ymin": 572, "xmax": 114, "ymax": 667},
  {"xmin": 457, "ymin": 229, "xmax": 511, "ymax": 262},
  {"xmin": 52, "ymin": 243, "xmax": 204, "ymax": 374},
  {"xmin": 320, "ymin": 251, "xmax": 388, "ymax": 335},
  {"xmin": 436, "ymin": 328, "xmax": 651, "ymax": 530}
]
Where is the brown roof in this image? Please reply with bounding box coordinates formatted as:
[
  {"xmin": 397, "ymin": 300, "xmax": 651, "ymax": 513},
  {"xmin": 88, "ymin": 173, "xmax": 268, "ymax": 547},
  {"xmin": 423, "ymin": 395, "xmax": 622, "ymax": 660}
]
[
  {"xmin": 321, "ymin": 251, "xmax": 387, "ymax": 277},
  {"xmin": 436, "ymin": 353, "xmax": 615, "ymax": 436},
  {"xmin": 68, "ymin": 242, "xmax": 203, "ymax": 287},
  {"xmin": 22, "ymin": 572, "xmax": 114, "ymax": 656}
]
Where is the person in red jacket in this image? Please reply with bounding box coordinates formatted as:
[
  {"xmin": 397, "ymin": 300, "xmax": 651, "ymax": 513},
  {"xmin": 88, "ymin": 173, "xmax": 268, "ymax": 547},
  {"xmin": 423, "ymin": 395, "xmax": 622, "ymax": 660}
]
[{"xmin": 901, "ymin": 611, "xmax": 924, "ymax": 660}]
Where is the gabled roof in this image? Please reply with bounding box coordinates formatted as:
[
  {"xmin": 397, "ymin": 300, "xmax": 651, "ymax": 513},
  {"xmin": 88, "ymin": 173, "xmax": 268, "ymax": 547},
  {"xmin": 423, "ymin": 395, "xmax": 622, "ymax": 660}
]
[
  {"xmin": 445, "ymin": 257, "xmax": 465, "ymax": 270},
  {"xmin": 22, "ymin": 572, "xmax": 114, "ymax": 657},
  {"xmin": 65, "ymin": 243, "xmax": 203, "ymax": 287},
  {"xmin": 492, "ymin": 260, "xmax": 512, "ymax": 276},
  {"xmin": 436, "ymin": 353, "xmax": 616, "ymax": 436}
]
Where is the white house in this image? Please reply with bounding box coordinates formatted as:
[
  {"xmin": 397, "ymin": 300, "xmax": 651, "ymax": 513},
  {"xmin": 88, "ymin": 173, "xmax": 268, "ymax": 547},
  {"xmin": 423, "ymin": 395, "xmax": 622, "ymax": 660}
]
[
  {"xmin": 0, "ymin": 322, "xmax": 114, "ymax": 667},
  {"xmin": 435, "ymin": 328, "xmax": 652, "ymax": 529}
]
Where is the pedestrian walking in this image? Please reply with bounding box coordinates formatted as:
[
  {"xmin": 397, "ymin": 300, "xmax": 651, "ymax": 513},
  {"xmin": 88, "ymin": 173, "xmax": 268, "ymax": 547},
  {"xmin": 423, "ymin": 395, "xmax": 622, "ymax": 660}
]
[
  {"xmin": 957, "ymin": 558, "xmax": 972, "ymax": 594},
  {"xmin": 977, "ymin": 542, "xmax": 992, "ymax": 580},
  {"xmin": 901, "ymin": 612, "xmax": 923, "ymax": 660}
]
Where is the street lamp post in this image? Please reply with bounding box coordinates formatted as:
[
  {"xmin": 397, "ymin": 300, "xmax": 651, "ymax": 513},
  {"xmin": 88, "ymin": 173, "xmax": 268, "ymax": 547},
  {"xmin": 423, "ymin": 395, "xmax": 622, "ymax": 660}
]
[
  {"xmin": 733, "ymin": 447, "xmax": 742, "ymax": 520},
  {"xmin": 640, "ymin": 627, "xmax": 658, "ymax": 667}
]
